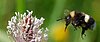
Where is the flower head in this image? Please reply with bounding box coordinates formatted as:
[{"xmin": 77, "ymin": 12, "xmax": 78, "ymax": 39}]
[{"xmin": 7, "ymin": 10, "xmax": 49, "ymax": 42}]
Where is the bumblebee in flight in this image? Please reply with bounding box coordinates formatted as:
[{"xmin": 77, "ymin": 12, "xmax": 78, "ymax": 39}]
[{"xmin": 57, "ymin": 11, "xmax": 96, "ymax": 39}]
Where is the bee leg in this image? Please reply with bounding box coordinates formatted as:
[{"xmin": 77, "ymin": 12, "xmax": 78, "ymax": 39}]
[
  {"xmin": 57, "ymin": 18, "xmax": 64, "ymax": 21},
  {"xmin": 64, "ymin": 16, "xmax": 71, "ymax": 31},
  {"xmin": 65, "ymin": 23, "xmax": 69, "ymax": 31},
  {"xmin": 72, "ymin": 23, "xmax": 77, "ymax": 31},
  {"xmin": 74, "ymin": 26, "xmax": 77, "ymax": 31},
  {"xmin": 84, "ymin": 34, "xmax": 86, "ymax": 36},
  {"xmin": 81, "ymin": 28, "xmax": 86, "ymax": 39},
  {"xmin": 65, "ymin": 26, "xmax": 67, "ymax": 31}
]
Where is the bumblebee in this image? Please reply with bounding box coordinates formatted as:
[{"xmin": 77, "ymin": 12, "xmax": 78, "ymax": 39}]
[{"xmin": 57, "ymin": 11, "xmax": 96, "ymax": 39}]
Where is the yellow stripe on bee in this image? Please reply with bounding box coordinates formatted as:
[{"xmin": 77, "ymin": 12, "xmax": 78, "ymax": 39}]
[
  {"xmin": 70, "ymin": 11, "xmax": 75, "ymax": 18},
  {"xmin": 84, "ymin": 14, "xmax": 90, "ymax": 23}
]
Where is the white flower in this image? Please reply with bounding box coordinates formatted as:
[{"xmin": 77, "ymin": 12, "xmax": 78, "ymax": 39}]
[{"xmin": 7, "ymin": 10, "xmax": 49, "ymax": 42}]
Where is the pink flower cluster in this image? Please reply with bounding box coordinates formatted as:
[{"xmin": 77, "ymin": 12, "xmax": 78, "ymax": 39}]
[{"xmin": 7, "ymin": 10, "xmax": 49, "ymax": 42}]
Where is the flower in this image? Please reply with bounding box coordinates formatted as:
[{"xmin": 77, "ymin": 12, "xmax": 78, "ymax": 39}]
[
  {"xmin": 50, "ymin": 22, "xmax": 69, "ymax": 42},
  {"xmin": 7, "ymin": 10, "xmax": 49, "ymax": 42}
]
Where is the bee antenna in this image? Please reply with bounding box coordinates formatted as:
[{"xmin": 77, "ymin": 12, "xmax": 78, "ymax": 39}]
[
  {"xmin": 56, "ymin": 18, "xmax": 64, "ymax": 21},
  {"xmin": 57, "ymin": 9, "xmax": 70, "ymax": 21}
]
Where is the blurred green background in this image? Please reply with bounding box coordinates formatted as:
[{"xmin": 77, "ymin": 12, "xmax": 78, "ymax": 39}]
[{"xmin": 0, "ymin": 0, "xmax": 100, "ymax": 42}]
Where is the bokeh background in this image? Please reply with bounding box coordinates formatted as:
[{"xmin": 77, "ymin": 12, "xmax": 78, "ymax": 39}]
[{"xmin": 0, "ymin": 0, "xmax": 100, "ymax": 42}]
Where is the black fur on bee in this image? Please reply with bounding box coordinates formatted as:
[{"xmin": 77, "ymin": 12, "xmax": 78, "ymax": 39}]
[{"xmin": 57, "ymin": 11, "xmax": 96, "ymax": 39}]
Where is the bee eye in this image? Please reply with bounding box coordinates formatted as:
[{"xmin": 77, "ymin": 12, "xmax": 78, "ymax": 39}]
[
  {"xmin": 66, "ymin": 15, "xmax": 71, "ymax": 20},
  {"xmin": 67, "ymin": 16, "xmax": 69, "ymax": 19}
]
